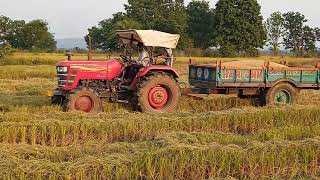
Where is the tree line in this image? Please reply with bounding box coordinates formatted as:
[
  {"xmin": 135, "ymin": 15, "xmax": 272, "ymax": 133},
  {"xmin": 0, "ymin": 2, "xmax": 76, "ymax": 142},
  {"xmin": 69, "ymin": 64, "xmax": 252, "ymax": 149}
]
[
  {"xmin": 0, "ymin": 15, "xmax": 56, "ymax": 57},
  {"xmin": 86, "ymin": 0, "xmax": 320, "ymax": 57},
  {"xmin": 1, "ymin": 0, "xmax": 319, "ymax": 58},
  {"xmin": 266, "ymin": 12, "xmax": 320, "ymax": 57}
]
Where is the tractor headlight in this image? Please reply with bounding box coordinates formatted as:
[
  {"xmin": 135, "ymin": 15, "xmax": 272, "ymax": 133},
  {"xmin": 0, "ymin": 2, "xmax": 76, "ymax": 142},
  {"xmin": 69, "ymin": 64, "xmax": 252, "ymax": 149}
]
[
  {"xmin": 197, "ymin": 68, "xmax": 203, "ymax": 79},
  {"xmin": 57, "ymin": 67, "xmax": 68, "ymax": 73},
  {"xmin": 204, "ymin": 69, "xmax": 210, "ymax": 80}
]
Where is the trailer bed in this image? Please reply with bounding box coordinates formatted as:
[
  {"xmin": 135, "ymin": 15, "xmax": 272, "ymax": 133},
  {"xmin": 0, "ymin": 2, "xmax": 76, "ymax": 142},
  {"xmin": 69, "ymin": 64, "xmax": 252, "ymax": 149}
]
[{"xmin": 189, "ymin": 62, "xmax": 320, "ymax": 92}]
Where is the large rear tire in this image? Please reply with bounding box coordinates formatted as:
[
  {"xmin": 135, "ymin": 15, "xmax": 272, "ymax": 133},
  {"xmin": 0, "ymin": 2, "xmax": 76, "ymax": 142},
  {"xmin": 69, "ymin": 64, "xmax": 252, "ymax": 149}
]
[
  {"xmin": 136, "ymin": 73, "xmax": 180, "ymax": 113},
  {"xmin": 265, "ymin": 83, "xmax": 298, "ymax": 105},
  {"xmin": 63, "ymin": 88, "xmax": 102, "ymax": 113}
]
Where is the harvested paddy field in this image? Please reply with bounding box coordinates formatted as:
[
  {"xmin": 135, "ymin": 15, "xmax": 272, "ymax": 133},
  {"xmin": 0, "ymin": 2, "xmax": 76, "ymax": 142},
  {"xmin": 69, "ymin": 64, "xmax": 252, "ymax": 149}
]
[{"xmin": 1, "ymin": 54, "xmax": 320, "ymax": 179}]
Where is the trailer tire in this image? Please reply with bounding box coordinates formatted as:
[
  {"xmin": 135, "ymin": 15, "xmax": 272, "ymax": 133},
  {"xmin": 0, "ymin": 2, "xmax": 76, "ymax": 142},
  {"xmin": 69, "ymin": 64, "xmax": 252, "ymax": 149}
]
[
  {"xmin": 63, "ymin": 88, "xmax": 102, "ymax": 113},
  {"xmin": 135, "ymin": 73, "xmax": 180, "ymax": 113},
  {"xmin": 265, "ymin": 83, "xmax": 298, "ymax": 105}
]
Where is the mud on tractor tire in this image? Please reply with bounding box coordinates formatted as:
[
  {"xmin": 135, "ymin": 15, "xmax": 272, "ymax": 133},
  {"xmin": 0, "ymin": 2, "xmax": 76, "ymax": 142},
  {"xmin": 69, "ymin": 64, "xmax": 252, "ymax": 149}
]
[
  {"xmin": 63, "ymin": 88, "xmax": 102, "ymax": 113},
  {"xmin": 265, "ymin": 83, "xmax": 299, "ymax": 105},
  {"xmin": 135, "ymin": 73, "xmax": 180, "ymax": 113}
]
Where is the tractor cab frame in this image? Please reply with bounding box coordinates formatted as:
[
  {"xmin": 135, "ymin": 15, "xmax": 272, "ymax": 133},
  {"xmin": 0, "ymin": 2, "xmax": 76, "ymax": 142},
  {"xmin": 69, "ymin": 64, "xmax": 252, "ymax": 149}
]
[{"xmin": 116, "ymin": 29, "xmax": 180, "ymax": 67}]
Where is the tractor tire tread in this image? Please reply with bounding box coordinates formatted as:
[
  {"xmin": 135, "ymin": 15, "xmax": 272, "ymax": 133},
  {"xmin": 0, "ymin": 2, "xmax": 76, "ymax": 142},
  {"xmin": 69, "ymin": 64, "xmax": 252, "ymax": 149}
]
[
  {"xmin": 62, "ymin": 88, "xmax": 102, "ymax": 112},
  {"xmin": 134, "ymin": 72, "xmax": 180, "ymax": 113}
]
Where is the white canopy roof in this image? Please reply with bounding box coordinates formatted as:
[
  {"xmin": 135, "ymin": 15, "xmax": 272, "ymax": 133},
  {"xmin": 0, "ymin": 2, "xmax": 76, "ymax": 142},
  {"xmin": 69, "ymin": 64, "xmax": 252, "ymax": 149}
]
[{"xmin": 116, "ymin": 29, "xmax": 180, "ymax": 49}]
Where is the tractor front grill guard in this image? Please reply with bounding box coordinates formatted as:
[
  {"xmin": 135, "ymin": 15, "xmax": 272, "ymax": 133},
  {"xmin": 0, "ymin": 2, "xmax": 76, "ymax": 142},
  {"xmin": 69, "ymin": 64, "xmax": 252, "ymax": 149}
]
[{"xmin": 56, "ymin": 67, "xmax": 69, "ymax": 87}]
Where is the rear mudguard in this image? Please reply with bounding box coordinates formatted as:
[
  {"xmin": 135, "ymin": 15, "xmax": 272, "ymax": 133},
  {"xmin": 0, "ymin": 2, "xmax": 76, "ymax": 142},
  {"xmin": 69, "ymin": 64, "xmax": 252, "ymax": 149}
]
[{"xmin": 130, "ymin": 65, "xmax": 179, "ymax": 90}]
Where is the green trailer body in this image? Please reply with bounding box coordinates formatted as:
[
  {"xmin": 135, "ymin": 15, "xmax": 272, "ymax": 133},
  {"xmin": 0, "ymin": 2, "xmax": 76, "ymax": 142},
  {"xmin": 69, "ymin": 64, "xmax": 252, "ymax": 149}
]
[
  {"xmin": 188, "ymin": 62, "xmax": 320, "ymax": 102},
  {"xmin": 189, "ymin": 65, "xmax": 319, "ymax": 88}
]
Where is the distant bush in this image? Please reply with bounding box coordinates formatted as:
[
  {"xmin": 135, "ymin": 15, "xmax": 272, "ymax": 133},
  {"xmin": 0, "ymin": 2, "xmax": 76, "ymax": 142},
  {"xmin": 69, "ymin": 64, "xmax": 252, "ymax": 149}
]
[
  {"xmin": 0, "ymin": 53, "xmax": 60, "ymax": 65},
  {"xmin": 182, "ymin": 48, "xmax": 221, "ymax": 57},
  {"xmin": 203, "ymin": 49, "xmax": 220, "ymax": 57},
  {"xmin": 0, "ymin": 44, "xmax": 13, "ymax": 59},
  {"xmin": 185, "ymin": 48, "xmax": 204, "ymax": 57}
]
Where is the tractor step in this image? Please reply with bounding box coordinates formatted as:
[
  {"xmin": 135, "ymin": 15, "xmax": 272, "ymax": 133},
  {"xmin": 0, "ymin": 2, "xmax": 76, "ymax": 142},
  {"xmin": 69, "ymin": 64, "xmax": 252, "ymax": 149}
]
[
  {"xmin": 120, "ymin": 85, "xmax": 131, "ymax": 91},
  {"xmin": 116, "ymin": 100, "xmax": 129, "ymax": 103}
]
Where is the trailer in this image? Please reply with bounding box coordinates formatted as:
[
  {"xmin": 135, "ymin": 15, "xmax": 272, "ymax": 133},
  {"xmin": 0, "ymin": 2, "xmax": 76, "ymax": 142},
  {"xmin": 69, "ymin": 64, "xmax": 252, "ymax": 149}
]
[{"xmin": 189, "ymin": 61, "xmax": 320, "ymax": 104}]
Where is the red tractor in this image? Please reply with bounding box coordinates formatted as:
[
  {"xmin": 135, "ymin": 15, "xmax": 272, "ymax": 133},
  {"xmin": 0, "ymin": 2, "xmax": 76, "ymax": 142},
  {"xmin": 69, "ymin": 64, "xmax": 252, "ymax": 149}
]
[{"xmin": 50, "ymin": 30, "xmax": 181, "ymax": 113}]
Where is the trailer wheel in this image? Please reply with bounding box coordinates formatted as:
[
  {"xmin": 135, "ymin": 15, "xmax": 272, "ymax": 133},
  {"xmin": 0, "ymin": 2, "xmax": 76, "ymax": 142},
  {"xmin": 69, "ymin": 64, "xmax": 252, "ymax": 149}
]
[
  {"xmin": 63, "ymin": 88, "xmax": 102, "ymax": 113},
  {"xmin": 265, "ymin": 83, "xmax": 298, "ymax": 105},
  {"xmin": 136, "ymin": 73, "xmax": 180, "ymax": 113}
]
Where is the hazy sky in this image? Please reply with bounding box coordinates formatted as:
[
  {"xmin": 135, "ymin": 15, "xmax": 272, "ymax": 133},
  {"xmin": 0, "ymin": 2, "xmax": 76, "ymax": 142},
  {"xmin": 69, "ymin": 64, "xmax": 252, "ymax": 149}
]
[{"xmin": 1, "ymin": 0, "xmax": 319, "ymax": 39}]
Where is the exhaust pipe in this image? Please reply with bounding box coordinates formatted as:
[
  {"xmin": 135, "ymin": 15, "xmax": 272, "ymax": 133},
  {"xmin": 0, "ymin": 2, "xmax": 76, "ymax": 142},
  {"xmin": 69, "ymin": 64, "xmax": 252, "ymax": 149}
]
[
  {"xmin": 66, "ymin": 51, "xmax": 73, "ymax": 61},
  {"xmin": 88, "ymin": 35, "xmax": 92, "ymax": 61}
]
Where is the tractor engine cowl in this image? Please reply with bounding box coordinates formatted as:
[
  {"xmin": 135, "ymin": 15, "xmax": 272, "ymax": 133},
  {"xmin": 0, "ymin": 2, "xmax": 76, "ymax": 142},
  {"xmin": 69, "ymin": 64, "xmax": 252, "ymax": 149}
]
[{"xmin": 55, "ymin": 59, "xmax": 122, "ymax": 91}]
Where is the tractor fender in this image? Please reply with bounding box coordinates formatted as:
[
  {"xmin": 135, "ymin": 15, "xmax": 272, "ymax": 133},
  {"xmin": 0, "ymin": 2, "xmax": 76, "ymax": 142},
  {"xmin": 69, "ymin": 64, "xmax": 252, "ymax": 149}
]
[
  {"xmin": 130, "ymin": 66, "xmax": 179, "ymax": 90},
  {"xmin": 267, "ymin": 79, "xmax": 299, "ymax": 88}
]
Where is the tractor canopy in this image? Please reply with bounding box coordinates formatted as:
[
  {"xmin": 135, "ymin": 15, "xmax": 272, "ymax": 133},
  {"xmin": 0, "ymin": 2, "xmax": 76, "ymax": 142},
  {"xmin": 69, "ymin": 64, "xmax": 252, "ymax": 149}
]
[{"xmin": 116, "ymin": 30, "xmax": 180, "ymax": 49}]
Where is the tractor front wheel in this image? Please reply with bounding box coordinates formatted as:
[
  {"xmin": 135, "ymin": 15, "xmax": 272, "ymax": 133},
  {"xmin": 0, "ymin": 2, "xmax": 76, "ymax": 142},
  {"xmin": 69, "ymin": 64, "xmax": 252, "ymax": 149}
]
[
  {"xmin": 63, "ymin": 88, "xmax": 102, "ymax": 113},
  {"xmin": 136, "ymin": 73, "xmax": 180, "ymax": 113},
  {"xmin": 51, "ymin": 95, "xmax": 65, "ymax": 106}
]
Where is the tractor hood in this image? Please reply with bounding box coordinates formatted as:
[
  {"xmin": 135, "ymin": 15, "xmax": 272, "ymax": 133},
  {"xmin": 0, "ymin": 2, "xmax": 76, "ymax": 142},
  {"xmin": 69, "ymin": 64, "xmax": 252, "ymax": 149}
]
[
  {"xmin": 56, "ymin": 59, "xmax": 119, "ymax": 67},
  {"xmin": 56, "ymin": 59, "xmax": 123, "ymax": 86}
]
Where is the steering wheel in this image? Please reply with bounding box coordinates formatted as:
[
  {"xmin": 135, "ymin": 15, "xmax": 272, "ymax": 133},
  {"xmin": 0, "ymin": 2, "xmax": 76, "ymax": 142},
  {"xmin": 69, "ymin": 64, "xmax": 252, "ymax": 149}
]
[{"xmin": 120, "ymin": 55, "xmax": 129, "ymax": 62}]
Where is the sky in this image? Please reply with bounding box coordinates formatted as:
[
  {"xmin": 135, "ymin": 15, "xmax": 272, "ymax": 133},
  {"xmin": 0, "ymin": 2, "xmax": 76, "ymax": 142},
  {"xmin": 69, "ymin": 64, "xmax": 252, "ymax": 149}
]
[{"xmin": 1, "ymin": 0, "xmax": 319, "ymax": 39}]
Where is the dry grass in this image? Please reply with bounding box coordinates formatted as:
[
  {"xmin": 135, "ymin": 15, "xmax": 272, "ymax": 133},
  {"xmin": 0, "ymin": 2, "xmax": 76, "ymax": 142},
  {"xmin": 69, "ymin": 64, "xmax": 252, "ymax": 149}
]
[
  {"xmin": 0, "ymin": 53, "xmax": 320, "ymax": 179},
  {"xmin": 0, "ymin": 53, "xmax": 113, "ymax": 65},
  {"xmin": 0, "ymin": 65, "xmax": 55, "ymax": 80}
]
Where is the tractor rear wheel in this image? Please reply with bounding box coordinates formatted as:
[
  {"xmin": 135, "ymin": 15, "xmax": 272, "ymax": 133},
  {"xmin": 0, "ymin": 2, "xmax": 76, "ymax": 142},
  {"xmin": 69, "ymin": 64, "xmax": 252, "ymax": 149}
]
[
  {"xmin": 136, "ymin": 73, "xmax": 180, "ymax": 113},
  {"xmin": 265, "ymin": 83, "xmax": 298, "ymax": 105},
  {"xmin": 63, "ymin": 88, "xmax": 102, "ymax": 113}
]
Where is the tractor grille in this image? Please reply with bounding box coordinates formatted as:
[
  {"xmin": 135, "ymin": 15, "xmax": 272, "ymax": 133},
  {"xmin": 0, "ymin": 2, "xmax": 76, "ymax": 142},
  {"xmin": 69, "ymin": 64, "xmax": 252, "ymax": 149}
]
[
  {"xmin": 56, "ymin": 67, "xmax": 69, "ymax": 87},
  {"xmin": 58, "ymin": 74, "xmax": 67, "ymax": 87}
]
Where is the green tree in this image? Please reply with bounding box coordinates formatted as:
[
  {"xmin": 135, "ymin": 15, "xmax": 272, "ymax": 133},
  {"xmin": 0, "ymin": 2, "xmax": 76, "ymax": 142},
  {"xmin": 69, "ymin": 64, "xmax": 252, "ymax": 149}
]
[
  {"xmin": 215, "ymin": 0, "xmax": 267, "ymax": 56},
  {"xmin": 0, "ymin": 15, "xmax": 13, "ymax": 43},
  {"xmin": 0, "ymin": 16, "xmax": 24, "ymax": 45},
  {"xmin": 282, "ymin": 12, "xmax": 306, "ymax": 56},
  {"xmin": 265, "ymin": 12, "xmax": 284, "ymax": 55},
  {"xmin": 302, "ymin": 26, "xmax": 317, "ymax": 55},
  {"xmin": 186, "ymin": 0, "xmax": 216, "ymax": 49},
  {"xmin": 125, "ymin": 0, "xmax": 191, "ymax": 49},
  {"xmin": 282, "ymin": 12, "xmax": 319, "ymax": 56},
  {"xmin": 314, "ymin": 27, "xmax": 320, "ymax": 53},
  {"xmin": 125, "ymin": 0, "xmax": 158, "ymax": 29},
  {"xmin": 316, "ymin": 28, "xmax": 320, "ymax": 41},
  {"xmin": 0, "ymin": 16, "xmax": 55, "ymax": 51},
  {"xmin": 6, "ymin": 20, "xmax": 25, "ymax": 46},
  {"xmin": 86, "ymin": 16, "xmax": 121, "ymax": 51},
  {"xmin": 85, "ymin": 12, "xmax": 142, "ymax": 51},
  {"xmin": 13, "ymin": 20, "xmax": 56, "ymax": 51}
]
